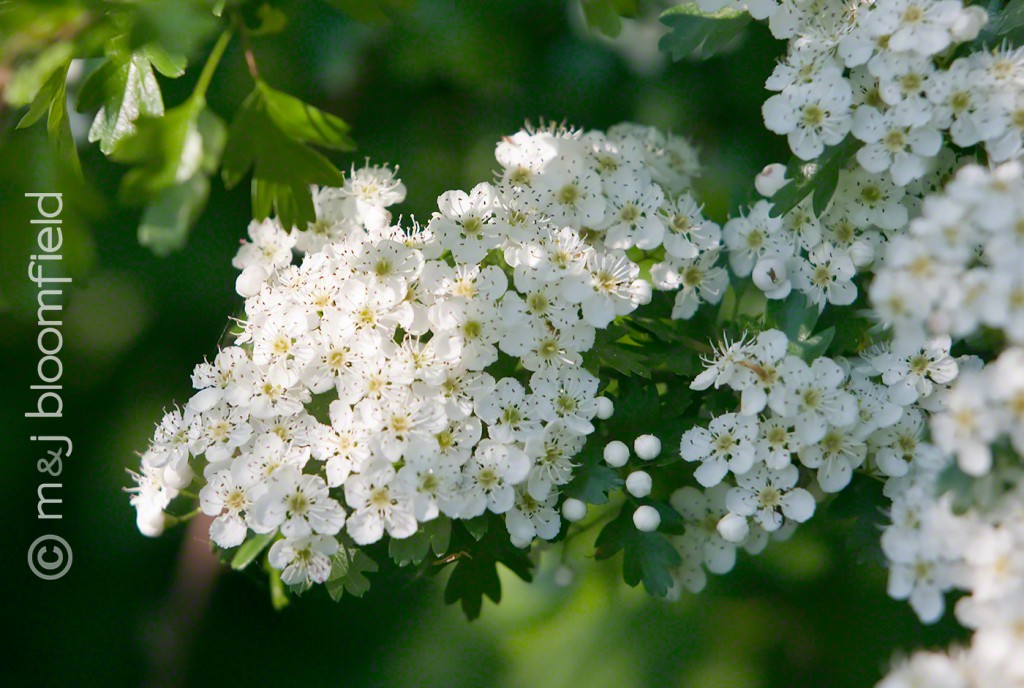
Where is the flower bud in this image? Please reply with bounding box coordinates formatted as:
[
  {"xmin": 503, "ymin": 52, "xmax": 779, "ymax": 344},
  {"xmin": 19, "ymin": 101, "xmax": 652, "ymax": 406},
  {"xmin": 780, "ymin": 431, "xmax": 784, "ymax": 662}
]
[
  {"xmin": 755, "ymin": 163, "xmax": 789, "ymax": 198},
  {"xmin": 562, "ymin": 498, "xmax": 588, "ymax": 522},
  {"xmin": 595, "ymin": 396, "xmax": 614, "ymax": 420},
  {"xmin": 633, "ymin": 434, "xmax": 662, "ymax": 461},
  {"xmin": 625, "ymin": 471, "xmax": 653, "ymax": 498},
  {"xmin": 603, "ymin": 440, "xmax": 630, "ymax": 467},
  {"xmin": 236, "ymin": 264, "xmax": 269, "ymax": 298},
  {"xmin": 752, "ymin": 256, "xmax": 791, "ymax": 299},
  {"xmin": 633, "ymin": 505, "xmax": 661, "ymax": 532},
  {"xmin": 163, "ymin": 462, "xmax": 194, "ymax": 490},
  {"xmin": 136, "ymin": 508, "xmax": 166, "ymax": 538},
  {"xmin": 951, "ymin": 5, "xmax": 988, "ymax": 42},
  {"xmin": 717, "ymin": 512, "xmax": 750, "ymax": 543}
]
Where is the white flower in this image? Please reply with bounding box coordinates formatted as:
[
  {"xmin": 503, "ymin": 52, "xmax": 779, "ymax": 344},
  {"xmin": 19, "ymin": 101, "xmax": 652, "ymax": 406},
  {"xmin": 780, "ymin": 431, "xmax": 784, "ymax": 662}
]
[
  {"xmin": 851, "ymin": 105, "xmax": 942, "ymax": 186},
  {"xmin": 431, "ymin": 182, "xmax": 501, "ymax": 264},
  {"xmin": 791, "ymin": 243, "xmax": 858, "ymax": 311},
  {"xmin": 268, "ymin": 534, "xmax": 339, "ymax": 587},
  {"xmin": 671, "ymin": 484, "xmax": 739, "ymax": 574},
  {"xmin": 770, "ymin": 356, "xmax": 857, "ymax": 444},
  {"xmin": 252, "ymin": 466, "xmax": 345, "ymax": 538},
  {"xmin": 199, "ymin": 470, "xmax": 252, "ymax": 547},
  {"xmin": 931, "ymin": 371, "xmax": 1000, "ymax": 476},
  {"xmin": 457, "ymin": 440, "xmax": 531, "ymax": 517},
  {"xmin": 344, "ymin": 459, "xmax": 418, "ymax": 544},
  {"xmin": 798, "ymin": 424, "xmax": 867, "ymax": 492},
  {"xmin": 726, "ymin": 464, "xmax": 816, "ymax": 531},
  {"xmin": 506, "ymin": 487, "xmax": 560, "ymax": 547},
  {"xmin": 862, "ymin": 0, "xmax": 965, "ymax": 57},
  {"xmin": 523, "ymin": 421, "xmax": 583, "ymax": 500},
  {"xmin": 763, "ymin": 76, "xmax": 853, "ymax": 160},
  {"xmin": 723, "ymin": 201, "xmax": 786, "ymax": 277},
  {"xmin": 870, "ymin": 336, "xmax": 959, "ymax": 405},
  {"xmin": 680, "ymin": 413, "xmax": 759, "ymax": 487},
  {"xmin": 563, "ymin": 252, "xmax": 651, "ymax": 328},
  {"xmin": 232, "ymin": 218, "xmax": 295, "ymax": 273}
]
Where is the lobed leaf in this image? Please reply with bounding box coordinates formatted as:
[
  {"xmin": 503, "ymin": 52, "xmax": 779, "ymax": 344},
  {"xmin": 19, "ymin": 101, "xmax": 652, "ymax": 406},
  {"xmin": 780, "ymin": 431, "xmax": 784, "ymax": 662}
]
[
  {"xmin": 222, "ymin": 82, "xmax": 349, "ymax": 230},
  {"xmin": 768, "ymin": 134, "xmax": 861, "ymax": 218},
  {"xmin": 658, "ymin": 3, "xmax": 751, "ymax": 61},
  {"xmin": 326, "ymin": 539, "xmax": 379, "ymax": 600}
]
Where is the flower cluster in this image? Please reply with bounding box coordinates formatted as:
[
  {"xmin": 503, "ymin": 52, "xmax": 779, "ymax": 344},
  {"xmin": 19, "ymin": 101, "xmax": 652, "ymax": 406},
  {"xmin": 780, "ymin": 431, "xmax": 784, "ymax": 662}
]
[
  {"xmin": 707, "ymin": 0, "xmax": 1024, "ymax": 321},
  {"xmin": 669, "ymin": 327, "xmax": 963, "ymax": 594},
  {"xmin": 128, "ymin": 121, "xmax": 720, "ymax": 587},
  {"xmin": 871, "ymin": 161, "xmax": 1024, "ymax": 354}
]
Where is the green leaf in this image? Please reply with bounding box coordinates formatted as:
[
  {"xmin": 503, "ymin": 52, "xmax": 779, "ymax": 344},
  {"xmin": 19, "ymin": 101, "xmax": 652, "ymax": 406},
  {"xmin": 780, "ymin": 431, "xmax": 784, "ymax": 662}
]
[
  {"xmin": 260, "ymin": 81, "xmax": 356, "ymax": 152},
  {"xmin": 658, "ymin": 3, "xmax": 751, "ymax": 61},
  {"xmin": 765, "ymin": 291, "xmax": 819, "ymax": 342},
  {"xmin": 461, "ymin": 515, "xmax": 489, "ymax": 541},
  {"xmin": 389, "ymin": 516, "xmax": 452, "ymax": 566},
  {"xmin": 326, "ymin": 539, "xmax": 379, "ymax": 600},
  {"xmin": 326, "ymin": 0, "xmax": 415, "ymax": 24},
  {"xmin": 108, "ymin": 97, "xmax": 225, "ymax": 254},
  {"xmin": 443, "ymin": 550, "xmax": 501, "ymax": 620},
  {"xmin": 17, "ymin": 59, "xmax": 68, "ymax": 129},
  {"xmin": 978, "ymin": 0, "xmax": 1024, "ymax": 47},
  {"xmin": 250, "ymin": 3, "xmax": 290, "ymax": 37},
  {"xmin": 791, "ymin": 325, "xmax": 835, "ymax": 361},
  {"xmin": 592, "ymin": 338, "xmax": 651, "ymax": 378},
  {"xmin": 581, "ymin": 0, "xmax": 639, "ymax": 38},
  {"xmin": 230, "ymin": 531, "xmax": 276, "ymax": 570},
  {"xmin": 623, "ymin": 529, "xmax": 682, "ymax": 596},
  {"xmin": 4, "ymin": 40, "xmax": 75, "ymax": 107},
  {"xmin": 140, "ymin": 42, "xmax": 187, "ymax": 79},
  {"xmin": 18, "ymin": 59, "xmax": 82, "ymax": 179},
  {"xmin": 136, "ymin": 176, "xmax": 210, "ymax": 255},
  {"xmin": 440, "ymin": 517, "xmax": 533, "ymax": 620},
  {"xmin": 128, "ymin": 0, "xmax": 219, "ymax": 62},
  {"xmin": 610, "ymin": 376, "xmax": 661, "ymax": 434},
  {"xmin": 83, "ymin": 49, "xmax": 166, "ymax": 155},
  {"xmin": 565, "ymin": 444, "xmax": 624, "ymax": 505},
  {"xmin": 768, "ymin": 135, "xmax": 861, "ymax": 218},
  {"xmin": 595, "ymin": 507, "xmax": 682, "ymax": 596},
  {"xmin": 221, "ymin": 83, "xmax": 348, "ymax": 229},
  {"xmin": 112, "ymin": 98, "xmax": 224, "ymax": 197}
]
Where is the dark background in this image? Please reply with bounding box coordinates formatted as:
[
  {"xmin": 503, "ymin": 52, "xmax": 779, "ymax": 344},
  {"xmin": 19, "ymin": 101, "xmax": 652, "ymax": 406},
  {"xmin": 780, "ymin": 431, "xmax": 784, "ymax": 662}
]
[{"xmin": 1, "ymin": 1, "xmax": 964, "ymax": 686}]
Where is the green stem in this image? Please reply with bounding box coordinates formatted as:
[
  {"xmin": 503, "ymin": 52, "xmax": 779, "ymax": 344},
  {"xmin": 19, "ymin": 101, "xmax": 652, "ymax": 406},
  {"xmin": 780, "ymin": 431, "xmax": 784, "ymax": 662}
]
[
  {"xmin": 231, "ymin": 8, "xmax": 260, "ymax": 81},
  {"xmin": 166, "ymin": 507, "xmax": 203, "ymax": 526},
  {"xmin": 193, "ymin": 28, "xmax": 234, "ymax": 101}
]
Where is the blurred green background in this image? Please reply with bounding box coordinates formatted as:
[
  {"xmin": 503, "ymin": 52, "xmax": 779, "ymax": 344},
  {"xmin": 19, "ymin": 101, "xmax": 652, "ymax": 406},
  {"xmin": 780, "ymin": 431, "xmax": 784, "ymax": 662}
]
[{"xmin": 1, "ymin": 1, "xmax": 966, "ymax": 686}]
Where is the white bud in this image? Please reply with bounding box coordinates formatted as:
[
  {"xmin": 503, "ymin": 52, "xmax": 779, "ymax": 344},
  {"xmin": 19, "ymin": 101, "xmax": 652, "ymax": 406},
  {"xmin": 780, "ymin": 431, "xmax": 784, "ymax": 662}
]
[
  {"xmin": 755, "ymin": 163, "xmax": 789, "ymax": 198},
  {"xmin": 717, "ymin": 512, "xmax": 750, "ymax": 543},
  {"xmin": 634, "ymin": 434, "xmax": 662, "ymax": 461},
  {"xmin": 632, "ymin": 505, "xmax": 661, "ymax": 532},
  {"xmin": 604, "ymin": 440, "xmax": 630, "ymax": 467},
  {"xmin": 595, "ymin": 396, "xmax": 614, "ymax": 420},
  {"xmin": 751, "ymin": 255, "xmax": 791, "ymax": 298},
  {"xmin": 235, "ymin": 264, "xmax": 269, "ymax": 298},
  {"xmin": 553, "ymin": 565, "xmax": 576, "ymax": 587},
  {"xmin": 562, "ymin": 498, "xmax": 588, "ymax": 522},
  {"xmin": 136, "ymin": 508, "xmax": 166, "ymax": 538},
  {"xmin": 625, "ymin": 471, "xmax": 653, "ymax": 498},
  {"xmin": 951, "ymin": 5, "xmax": 987, "ymax": 42},
  {"xmin": 849, "ymin": 239, "xmax": 875, "ymax": 268},
  {"xmin": 162, "ymin": 462, "xmax": 194, "ymax": 490}
]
